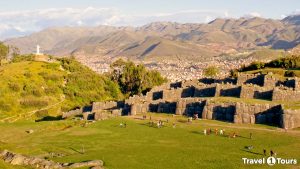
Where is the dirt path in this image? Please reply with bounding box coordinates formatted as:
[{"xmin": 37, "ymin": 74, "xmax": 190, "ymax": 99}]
[{"xmin": 0, "ymin": 95, "xmax": 65, "ymax": 123}]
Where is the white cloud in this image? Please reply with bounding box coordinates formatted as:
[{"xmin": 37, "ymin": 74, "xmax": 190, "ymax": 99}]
[
  {"xmin": 244, "ymin": 12, "xmax": 262, "ymax": 18},
  {"xmin": 0, "ymin": 7, "xmax": 228, "ymax": 40}
]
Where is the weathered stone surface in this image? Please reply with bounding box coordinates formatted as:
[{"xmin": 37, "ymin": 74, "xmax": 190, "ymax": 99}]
[
  {"xmin": 69, "ymin": 74, "xmax": 300, "ymax": 129},
  {"xmin": 281, "ymin": 109, "xmax": 300, "ymax": 129},
  {"xmin": 0, "ymin": 150, "xmax": 104, "ymax": 169}
]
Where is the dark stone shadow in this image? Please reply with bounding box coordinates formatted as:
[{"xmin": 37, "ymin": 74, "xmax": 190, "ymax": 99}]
[{"xmin": 35, "ymin": 115, "xmax": 63, "ymax": 122}]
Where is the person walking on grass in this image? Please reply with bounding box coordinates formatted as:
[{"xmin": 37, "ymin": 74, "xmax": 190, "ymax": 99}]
[
  {"xmin": 263, "ymin": 149, "xmax": 266, "ymax": 156},
  {"xmin": 270, "ymin": 150, "xmax": 274, "ymax": 157},
  {"xmin": 204, "ymin": 129, "xmax": 207, "ymax": 135},
  {"xmin": 219, "ymin": 129, "xmax": 223, "ymax": 135}
]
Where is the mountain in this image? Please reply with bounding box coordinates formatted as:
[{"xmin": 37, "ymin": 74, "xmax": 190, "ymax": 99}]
[{"xmin": 5, "ymin": 15, "xmax": 300, "ymax": 62}]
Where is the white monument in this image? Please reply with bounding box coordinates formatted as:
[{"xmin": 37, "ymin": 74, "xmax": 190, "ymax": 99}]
[{"xmin": 36, "ymin": 45, "xmax": 43, "ymax": 55}]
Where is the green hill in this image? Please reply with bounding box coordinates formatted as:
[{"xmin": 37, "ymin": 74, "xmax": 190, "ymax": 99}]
[
  {"xmin": 0, "ymin": 59, "xmax": 123, "ymax": 121},
  {"xmin": 232, "ymin": 55, "xmax": 300, "ymax": 77}
]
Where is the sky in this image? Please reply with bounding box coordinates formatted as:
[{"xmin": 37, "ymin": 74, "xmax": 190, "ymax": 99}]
[{"xmin": 0, "ymin": 0, "xmax": 299, "ymax": 39}]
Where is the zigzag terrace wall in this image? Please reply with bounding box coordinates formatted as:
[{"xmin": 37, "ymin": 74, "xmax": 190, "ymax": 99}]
[{"xmin": 62, "ymin": 74, "xmax": 300, "ymax": 129}]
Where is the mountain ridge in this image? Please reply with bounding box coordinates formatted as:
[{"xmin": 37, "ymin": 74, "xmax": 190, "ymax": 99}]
[{"xmin": 5, "ymin": 15, "xmax": 300, "ymax": 61}]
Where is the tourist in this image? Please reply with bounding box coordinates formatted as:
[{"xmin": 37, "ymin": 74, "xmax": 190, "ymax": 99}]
[
  {"xmin": 263, "ymin": 149, "xmax": 266, "ymax": 156},
  {"xmin": 157, "ymin": 121, "xmax": 161, "ymax": 128},
  {"xmin": 204, "ymin": 129, "xmax": 207, "ymax": 135},
  {"xmin": 172, "ymin": 122, "xmax": 176, "ymax": 128},
  {"xmin": 270, "ymin": 150, "xmax": 274, "ymax": 157},
  {"xmin": 219, "ymin": 129, "xmax": 223, "ymax": 135},
  {"xmin": 215, "ymin": 128, "xmax": 218, "ymax": 135},
  {"xmin": 124, "ymin": 122, "xmax": 127, "ymax": 128}
]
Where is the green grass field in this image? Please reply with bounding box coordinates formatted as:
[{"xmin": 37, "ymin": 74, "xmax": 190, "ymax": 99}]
[{"xmin": 0, "ymin": 114, "xmax": 299, "ymax": 169}]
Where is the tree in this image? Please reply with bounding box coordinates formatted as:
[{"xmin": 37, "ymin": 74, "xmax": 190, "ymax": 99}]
[
  {"xmin": 110, "ymin": 59, "xmax": 167, "ymax": 97},
  {"xmin": 0, "ymin": 42, "xmax": 9, "ymax": 65},
  {"xmin": 204, "ymin": 66, "xmax": 220, "ymax": 78}
]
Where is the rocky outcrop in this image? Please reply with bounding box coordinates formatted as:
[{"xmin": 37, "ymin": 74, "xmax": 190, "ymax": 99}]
[{"xmin": 0, "ymin": 150, "xmax": 104, "ymax": 169}]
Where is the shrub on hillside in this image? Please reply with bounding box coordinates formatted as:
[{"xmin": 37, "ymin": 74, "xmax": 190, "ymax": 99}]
[
  {"xmin": 38, "ymin": 71, "xmax": 62, "ymax": 81},
  {"xmin": 8, "ymin": 82, "xmax": 21, "ymax": 92},
  {"xmin": 23, "ymin": 84, "xmax": 43, "ymax": 97},
  {"xmin": 0, "ymin": 100, "xmax": 12, "ymax": 112},
  {"xmin": 20, "ymin": 98, "xmax": 48, "ymax": 107},
  {"xmin": 35, "ymin": 110, "xmax": 49, "ymax": 118},
  {"xmin": 59, "ymin": 58, "xmax": 124, "ymax": 110},
  {"xmin": 12, "ymin": 54, "xmax": 35, "ymax": 63}
]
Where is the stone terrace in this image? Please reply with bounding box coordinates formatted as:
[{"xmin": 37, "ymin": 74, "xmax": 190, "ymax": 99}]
[{"xmin": 64, "ymin": 73, "xmax": 300, "ymax": 129}]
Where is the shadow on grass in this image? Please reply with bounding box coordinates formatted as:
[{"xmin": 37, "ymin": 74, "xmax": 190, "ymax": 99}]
[
  {"xmin": 69, "ymin": 147, "xmax": 84, "ymax": 154},
  {"xmin": 241, "ymin": 149, "xmax": 263, "ymax": 156},
  {"xmin": 35, "ymin": 115, "xmax": 63, "ymax": 122},
  {"xmin": 191, "ymin": 131, "xmax": 202, "ymax": 135}
]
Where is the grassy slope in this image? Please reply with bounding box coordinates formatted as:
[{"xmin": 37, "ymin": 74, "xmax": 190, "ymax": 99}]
[
  {"xmin": 0, "ymin": 115, "xmax": 299, "ymax": 169},
  {"xmin": 0, "ymin": 61, "xmax": 65, "ymax": 119},
  {"xmin": 0, "ymin": 60, "xmax": 123, "ymax": 121}
]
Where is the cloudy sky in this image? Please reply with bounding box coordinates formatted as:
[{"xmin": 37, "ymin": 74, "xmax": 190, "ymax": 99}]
[{"xmin": 0, "ymin": 0, "xmax": 299, "ymax": 40}]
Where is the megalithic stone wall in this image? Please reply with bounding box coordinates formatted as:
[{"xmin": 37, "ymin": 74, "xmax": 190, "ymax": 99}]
[
  {"xmin": 240, "ymin": 85, "xmax": 273, "ymax": 100},
  {"xmin": 295, "ymin": 77, "xmax": 300, "ymax": 90},
  {"xmin": 175, "ymin": 98, "xmax": 207, "ymax": 116},
  {"xmin": 272, "ymin": 87, "xmax": 300, "ymax": 102},
  {"xmin": 237, "ymin": 73, "xmax": 264, "ymax": 86},
  {"xmin": 202, "ymin": 101, "xmax": 236, "ymax": 121},
  {"xmin": 234, "ymin": 103, "xmax": 282, "ymax": 125},
  {"xmin": 263, "ymin": 73, "xmax": 281, "ymax": 89},
  {"xmin": 215, "ymin": 84, "xmax": 241, "ymax": 97},
  {"xmin": 281, "ymin": 109, "xmax": 300, "ymax": 129}
]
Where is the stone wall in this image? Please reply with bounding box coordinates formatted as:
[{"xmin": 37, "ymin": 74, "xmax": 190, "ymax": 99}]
[
  {"xmin": 281, "ymin": 109, "xmax": 300, "ymax": 129},
  {"xmin": 92, "ymin": 101, "xmax": 124, "ymax": 112},
  {"xmin": 194, "ymin": 84, "xmax": 216, "ymax": 97},
  {"xmin": 295, "ymin": 77, "xmax": 300, "ymax": 90},
  {"xmin": 237, "ymin": 73, "xmax": 264, "ymax": 86},
  {"xmin": 215, "ymin": 84, "xmax": 241, "ymax": 97},
  {"xmin": 234, "ymin": 103, "xmax": 282, "ymax": 125},
  {"xmin": 62, "ymin": 108, "xmax": 82, "ymax": 119},
  {"xmin": 240, "ymin": 85, "xmax": 273, "ymax": 100},
  {"xmin": 263, "ymin": 73, "xmax": 281, "ymax": 88},
  {"xmin": 272, "ymin": 87, "xmax": 300, "ymax": 102},
  {"xmin": 162, "ymin": 88, "xmax": 183, "ymax": 101},
  {"xmin": 202, "ymin": 101, "xmax": 235, "ymax": 122},
  {"xmin": 176, "ymin": 98, "xmax": 207, "ymax": 116}
]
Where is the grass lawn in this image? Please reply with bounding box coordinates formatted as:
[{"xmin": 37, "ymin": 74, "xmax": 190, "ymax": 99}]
[{"xmin": 0, "ymin": 114, "xmax": 299, "ymax": 169}]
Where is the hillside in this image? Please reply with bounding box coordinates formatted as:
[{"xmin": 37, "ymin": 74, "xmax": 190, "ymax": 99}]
[
  {"xmin": 0, "ymin": 59, "xmax": 123, "ymax": 121},
  {"xmin": 5, "ymin": 15, "xmax": 300, "ymax": 62}
]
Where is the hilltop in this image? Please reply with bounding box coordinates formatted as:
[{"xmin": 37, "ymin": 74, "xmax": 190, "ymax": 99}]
[
  {"xmin": 0, "ymin": 58, "xmax": 123, "ymax": 121},
  {"xmin": 4, "ymin": 15, "xmax": 300, "ymax": 62}
]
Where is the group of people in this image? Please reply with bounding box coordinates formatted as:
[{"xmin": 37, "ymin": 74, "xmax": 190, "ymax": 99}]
[{"xmin": 203, "ymin": 128, "xmax": 225, "ymax": 136}]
